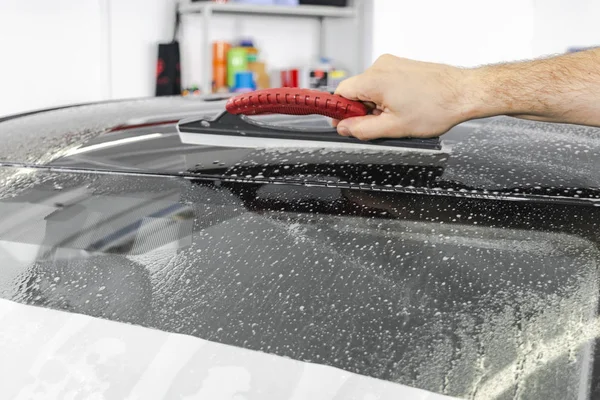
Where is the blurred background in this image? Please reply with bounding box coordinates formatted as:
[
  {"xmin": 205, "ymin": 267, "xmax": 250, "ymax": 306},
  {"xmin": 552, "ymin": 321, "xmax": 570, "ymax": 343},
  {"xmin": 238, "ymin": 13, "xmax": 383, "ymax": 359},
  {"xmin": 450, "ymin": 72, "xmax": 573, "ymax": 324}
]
[{"xmin": 0, "ymin": 0, "xmax": 598, "ymax": 117}]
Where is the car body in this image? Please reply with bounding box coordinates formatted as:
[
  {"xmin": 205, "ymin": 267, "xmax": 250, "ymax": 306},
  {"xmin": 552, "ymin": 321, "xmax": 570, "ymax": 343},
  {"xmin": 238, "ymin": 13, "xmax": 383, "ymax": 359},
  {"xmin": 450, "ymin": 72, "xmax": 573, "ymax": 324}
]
[{"xmin": 0, "ymin": 96, "xmax": 600, "ymax": 399}]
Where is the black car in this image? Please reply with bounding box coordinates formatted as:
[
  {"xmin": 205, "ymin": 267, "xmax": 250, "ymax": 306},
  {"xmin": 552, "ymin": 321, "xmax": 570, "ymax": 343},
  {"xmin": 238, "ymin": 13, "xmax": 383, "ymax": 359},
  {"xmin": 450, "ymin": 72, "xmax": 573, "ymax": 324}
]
[{"xmin": 0, "ymin": 95, "xmax": 599, "ymax": 399}]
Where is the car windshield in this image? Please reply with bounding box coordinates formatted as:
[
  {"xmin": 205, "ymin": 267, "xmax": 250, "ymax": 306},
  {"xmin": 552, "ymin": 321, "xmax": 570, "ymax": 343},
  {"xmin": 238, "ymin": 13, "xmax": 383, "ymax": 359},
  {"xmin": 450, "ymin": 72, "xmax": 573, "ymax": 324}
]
[{"xmin": 0, "ymin": 166, "xmax": 599, "ymax": 399}]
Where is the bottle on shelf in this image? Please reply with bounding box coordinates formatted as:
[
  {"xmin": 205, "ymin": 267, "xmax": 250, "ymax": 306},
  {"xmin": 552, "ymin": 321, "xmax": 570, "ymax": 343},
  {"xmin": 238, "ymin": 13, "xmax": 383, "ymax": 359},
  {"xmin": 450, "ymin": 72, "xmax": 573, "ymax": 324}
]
[
  {"xmin": 212, "ymin": 41, "xmax": 231, "ymax": 93},
  {"xmin": 227, "ymin": 47, "xmax": 249, "ymax": 88},
  {"xmin": 233, "ymin": 71, "xmax": 256, "ymax": 93}
]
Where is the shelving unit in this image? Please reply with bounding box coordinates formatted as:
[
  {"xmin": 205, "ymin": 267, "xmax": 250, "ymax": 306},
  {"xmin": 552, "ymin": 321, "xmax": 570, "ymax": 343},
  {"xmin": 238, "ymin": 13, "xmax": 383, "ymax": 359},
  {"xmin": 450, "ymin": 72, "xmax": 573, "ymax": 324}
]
[
  {"xmin": 177, "ymin": 0, "xmax": 367, "ymax": 93},
  {"xmin": 179, "ymin": 2, "xmax": 356, "ymax": 18}
]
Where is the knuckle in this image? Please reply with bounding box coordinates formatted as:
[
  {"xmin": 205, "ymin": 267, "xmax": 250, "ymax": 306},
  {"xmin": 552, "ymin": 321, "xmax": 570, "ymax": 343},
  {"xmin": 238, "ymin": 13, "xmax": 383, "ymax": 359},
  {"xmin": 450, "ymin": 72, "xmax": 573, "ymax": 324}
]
[
  {"xmin": 359, "ymin": 72, "xmax": 375, "ymax": 85},
  {"xmin": 363, "ymin": 73, "xmax": 385, "ymax": 92},
  {"xmin": 374, "ymin": 53, "xmax": 394, "ymax": 64},
  {"xmin": 356, "ymin": 75, "xmax": 382, "ymax": 101}
]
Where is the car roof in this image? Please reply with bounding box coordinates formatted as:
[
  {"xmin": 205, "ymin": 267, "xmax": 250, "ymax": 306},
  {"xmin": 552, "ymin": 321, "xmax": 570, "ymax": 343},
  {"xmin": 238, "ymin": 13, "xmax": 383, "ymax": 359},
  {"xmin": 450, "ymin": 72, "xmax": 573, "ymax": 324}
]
[{"xmin": 1, "ymin": 96, "xmax": 599, "ymax": 206}]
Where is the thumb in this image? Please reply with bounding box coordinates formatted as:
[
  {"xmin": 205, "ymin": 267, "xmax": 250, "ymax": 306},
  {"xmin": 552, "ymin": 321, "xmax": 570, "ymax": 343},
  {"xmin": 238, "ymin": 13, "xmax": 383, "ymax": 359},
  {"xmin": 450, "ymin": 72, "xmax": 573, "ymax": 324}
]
[{"xmin": 336, "ymin": 113, "xmax": 402, "ymax": 140}]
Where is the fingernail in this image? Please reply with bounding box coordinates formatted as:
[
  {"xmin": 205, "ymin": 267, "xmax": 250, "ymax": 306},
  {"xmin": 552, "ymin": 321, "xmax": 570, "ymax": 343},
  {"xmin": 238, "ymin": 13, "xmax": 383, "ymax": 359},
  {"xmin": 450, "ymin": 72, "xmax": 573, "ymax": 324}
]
[{"xmin": 338, "ymin": 126, "xmax": 350, "ymax": 136}]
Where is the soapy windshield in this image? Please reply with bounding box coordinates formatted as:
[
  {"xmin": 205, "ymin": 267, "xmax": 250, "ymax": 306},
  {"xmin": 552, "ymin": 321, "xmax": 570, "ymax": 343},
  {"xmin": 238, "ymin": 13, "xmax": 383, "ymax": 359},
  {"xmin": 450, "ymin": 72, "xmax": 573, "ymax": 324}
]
[{"xmin": 0, "ymin": 167, "xmax": 599, "ymax": 399}]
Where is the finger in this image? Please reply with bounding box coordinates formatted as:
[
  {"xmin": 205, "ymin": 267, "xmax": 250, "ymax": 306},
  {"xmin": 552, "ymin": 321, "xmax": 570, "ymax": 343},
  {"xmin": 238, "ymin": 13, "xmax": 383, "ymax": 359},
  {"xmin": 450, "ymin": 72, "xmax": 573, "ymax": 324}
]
[
  {"xmin": 334, "ymin": 74, "xmax": 382, "ymax": 104},
  {"xmin": 331, "ymin": 108, "xmax": 379, "ymax": 131},
  {"xmin": 331, "ymin": 118, "xmax": 348, "ymax": 135},
  {"xmin": 334, "ymin": 76, "xmax": 361, "ymax": 100},
  {"xmin": 337, "ymin": 123, "xmax": 352, "ymax": 136},
  {"xmin": 336, "ymin": 113, "xmax": 403, "ymax": 140}
]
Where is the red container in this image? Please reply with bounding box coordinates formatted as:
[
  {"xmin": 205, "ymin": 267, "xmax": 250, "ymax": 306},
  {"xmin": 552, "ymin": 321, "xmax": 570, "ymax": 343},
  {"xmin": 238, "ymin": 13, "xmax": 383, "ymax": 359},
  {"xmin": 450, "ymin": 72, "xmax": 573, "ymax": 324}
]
[{"xmin": 280, "ymin": 69, "xmax": 299, "ymax": 88}]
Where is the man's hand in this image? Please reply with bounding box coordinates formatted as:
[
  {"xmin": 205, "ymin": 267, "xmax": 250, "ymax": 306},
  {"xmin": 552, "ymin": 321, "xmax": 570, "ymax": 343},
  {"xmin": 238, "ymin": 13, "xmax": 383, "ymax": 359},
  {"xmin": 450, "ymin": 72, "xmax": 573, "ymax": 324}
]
[
  {"xmin": 333, "ymin": 54, "xmax": 475, "ymax": 140},
  {"xmin": 334, "ymin": 49, "xmax": 600, "ymax": 140}
]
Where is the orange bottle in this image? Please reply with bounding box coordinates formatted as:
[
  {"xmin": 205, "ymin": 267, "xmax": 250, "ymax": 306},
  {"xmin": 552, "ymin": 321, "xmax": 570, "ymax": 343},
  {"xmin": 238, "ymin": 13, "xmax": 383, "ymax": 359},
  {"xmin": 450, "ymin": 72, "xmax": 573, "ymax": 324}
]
[{"xmin": 212, "ymin": 41, "xmax": 230, "ymax": 93}]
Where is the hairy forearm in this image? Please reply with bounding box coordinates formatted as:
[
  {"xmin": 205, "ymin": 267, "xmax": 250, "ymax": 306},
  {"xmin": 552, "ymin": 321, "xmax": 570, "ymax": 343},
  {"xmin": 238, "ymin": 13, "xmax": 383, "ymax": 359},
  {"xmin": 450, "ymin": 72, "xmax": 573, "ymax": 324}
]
[
  {"xmin": 465, "ymin": 48, "xmax": 600, "ymax": 126},
  {"xmin": 333, "ymin": 51, "xmax": 600, "ymax": 139}
]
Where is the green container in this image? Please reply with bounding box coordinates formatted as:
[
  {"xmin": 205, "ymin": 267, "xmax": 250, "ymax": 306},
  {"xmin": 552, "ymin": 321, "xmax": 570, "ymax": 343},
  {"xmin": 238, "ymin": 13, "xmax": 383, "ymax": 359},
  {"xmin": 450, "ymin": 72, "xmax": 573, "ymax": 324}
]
[{"xmin": 227, "ymin": 47, "xmax": 248, "ymax": 88}]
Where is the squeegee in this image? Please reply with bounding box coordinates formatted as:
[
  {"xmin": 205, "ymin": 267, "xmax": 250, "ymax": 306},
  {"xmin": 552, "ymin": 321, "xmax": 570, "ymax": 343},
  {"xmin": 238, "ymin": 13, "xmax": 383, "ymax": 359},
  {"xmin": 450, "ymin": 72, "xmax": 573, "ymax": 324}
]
[{"xmin": 177, "ymin": 88, "xmax": 443, "ymax": 152}]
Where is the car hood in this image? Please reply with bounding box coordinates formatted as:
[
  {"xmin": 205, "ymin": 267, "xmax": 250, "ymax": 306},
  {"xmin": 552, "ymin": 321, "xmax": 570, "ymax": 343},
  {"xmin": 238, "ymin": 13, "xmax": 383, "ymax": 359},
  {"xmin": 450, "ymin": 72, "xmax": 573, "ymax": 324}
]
[{"xmin": 0, "ymin": 97, "xmax": 600, "ymax": 205}]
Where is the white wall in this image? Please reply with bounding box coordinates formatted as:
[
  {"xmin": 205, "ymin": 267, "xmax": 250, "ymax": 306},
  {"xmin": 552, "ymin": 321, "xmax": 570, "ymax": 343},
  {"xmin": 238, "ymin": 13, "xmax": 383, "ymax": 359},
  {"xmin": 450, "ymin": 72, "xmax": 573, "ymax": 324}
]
[
  {"xmin": 108, "ymin": 0, "xmax": 177, "ymax": 100},
  {"xmin": 0, "ymin": 0, "xmax": 177, "ymax": 117},
  {"xmin": 532, "ymin": 0, "xmax": 600, "ymax": 57},
  {"xmin": 371, "ymin": 0, "xmax": 535, "ymax": 67},
  {"xmin": 0, "ymin": 0, "xmax": 108, "ymax": 116},
  {"xmin": 371, "ymin": 0, "xmax": 600, "ymax": 67}
]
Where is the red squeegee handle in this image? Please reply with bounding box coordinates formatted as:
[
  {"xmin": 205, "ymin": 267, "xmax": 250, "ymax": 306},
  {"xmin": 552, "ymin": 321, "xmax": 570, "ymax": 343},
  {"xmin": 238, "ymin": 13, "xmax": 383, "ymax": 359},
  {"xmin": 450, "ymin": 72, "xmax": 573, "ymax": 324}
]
[{"xmin": 225, "ymin": 88, "xmax": 369, "ymax": 121}]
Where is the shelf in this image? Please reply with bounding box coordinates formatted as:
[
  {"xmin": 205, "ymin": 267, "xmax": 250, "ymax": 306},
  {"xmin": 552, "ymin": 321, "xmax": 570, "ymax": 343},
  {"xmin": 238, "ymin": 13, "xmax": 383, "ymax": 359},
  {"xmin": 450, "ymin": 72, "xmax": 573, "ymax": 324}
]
[{"xmin": 178, "ymin": 2, "xmax": 356, "ymax": 18}]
